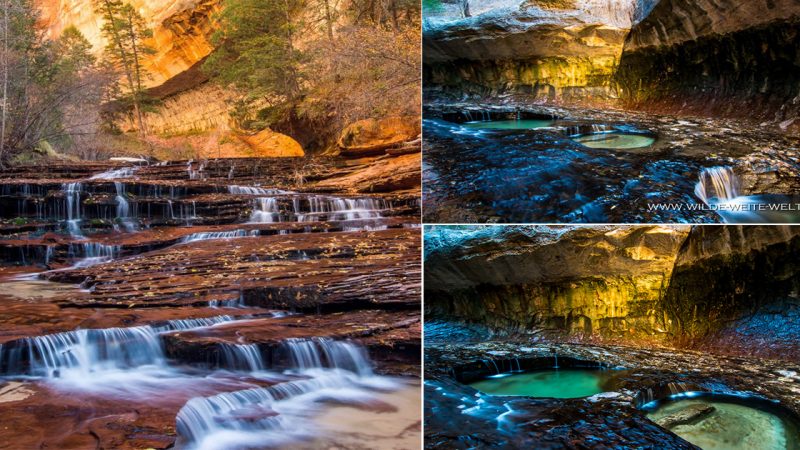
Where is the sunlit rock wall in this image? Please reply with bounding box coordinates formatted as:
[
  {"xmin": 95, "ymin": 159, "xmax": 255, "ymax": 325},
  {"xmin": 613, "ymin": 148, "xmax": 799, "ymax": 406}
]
[
  {"xmin": 426, "ymin": 225, "xmax": 800, "ymax": 354},
  {"xmin": 424, "ymin": 225, "xmax": 689, "ymax": 339},
  {"xmin": 36, "ymin": 0, "xmax": 220, "ymax": 87},
  {"xmin": 617, "ymin": 0, "xmax": 800, "ymax": 121},
  {"xmin": 423, "ymin": 0, "xmax": 637, "ymax": 99}
]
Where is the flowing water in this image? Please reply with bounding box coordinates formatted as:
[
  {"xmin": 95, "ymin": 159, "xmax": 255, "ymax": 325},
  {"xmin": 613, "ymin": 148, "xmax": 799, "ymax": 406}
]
[
  {"xmin": 462, "ymin": 119, "xmax": 554, "ymax": 130},
  {"xmin": 646, "ymin": 398, "xmax": 800, "ymax": 450},
  {"xmin": 0, "ymin": 163, "xmax": 417, "ymax": 447},
  {"xmin": 468, "ymin": 369, "xmax": 612, "ymax": 398},
  {"xmin": 695, "ymin": 167, "xmax": 800, "ymax": 223},
  {"xmin": 174, "ymin": 338, "xmax": 409, "ymax": 450}
]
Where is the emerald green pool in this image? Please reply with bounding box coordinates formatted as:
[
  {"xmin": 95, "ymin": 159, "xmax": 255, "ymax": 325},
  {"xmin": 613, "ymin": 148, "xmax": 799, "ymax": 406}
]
[
  {"xmin": 462, "ymin": 119, "xmax": 553, "ymax": 130},
  {"xmin": 468, "ymin": 369, "xmax": 609, "ymax": 398},
  {"xmin": 647, "ymin": 398, "xmax": 800, "ymax": 450},
  {"xmin": 573, "ymin": 132, "xmax": 655, "ymax": 149}
]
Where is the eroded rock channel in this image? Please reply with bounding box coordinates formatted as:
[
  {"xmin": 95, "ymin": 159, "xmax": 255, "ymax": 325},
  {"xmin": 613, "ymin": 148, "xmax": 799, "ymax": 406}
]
[
  {"xmin": 0, "ymin": 158, "xmax": 421, "ymax": 449},
  {"xmin": 424, "ymin": 225, "xmax": 800, "ymax": 449},
  {"xmin": 422, "ymin": 0, "xmax": 800, "ymax": 223}
]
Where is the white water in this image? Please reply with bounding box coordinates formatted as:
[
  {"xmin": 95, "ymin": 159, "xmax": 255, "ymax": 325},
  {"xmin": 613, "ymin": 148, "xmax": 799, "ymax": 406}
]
[
  {"xmin": 62, "ymin": 182, "xmax": 83, "ymax": 237},
  {"xmin": 251, "ymin": 198, "xmax": 280, "ymax": 223},
  {"xmin": 181, "ymin": 229, "xmax": 258, "ymax": 243},
  {"xmin": 89, "ymin": 167, "xmax": 137, "ymax": 180},
  {"xmin": 247, "ymin": 195, "xmax": 388, "ymax": 223},
  {"xmin": 228, "ymin": 185, "xmax": 289, "ymax": 196},
  {"xmin": 695, "ymin": 166, "xmax": 740, "ymax": 205},
  {"xmin": 175, "ymin": 338, "xmax": 401, "ymax": 450},
  {"xmin": 67, "ymin": 242, "xmax": 121, "ymax": 268}
]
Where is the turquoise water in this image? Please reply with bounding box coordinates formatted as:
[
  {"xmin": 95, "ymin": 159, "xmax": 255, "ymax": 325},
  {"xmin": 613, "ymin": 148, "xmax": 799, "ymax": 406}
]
[
  {"xmin": 468, "ymin": 369, "xmax": 607, "ymax": 398},
  {"xmin": 462, "ymin": 120, "xmax": 553, "ymax": 130},
  {"xmin": 573, "ymin": 132, "xmax": 655, "ymax": 149},
  {"xmin": 647, "ymin": 399, "xmax": 800, "ymax": 450}
]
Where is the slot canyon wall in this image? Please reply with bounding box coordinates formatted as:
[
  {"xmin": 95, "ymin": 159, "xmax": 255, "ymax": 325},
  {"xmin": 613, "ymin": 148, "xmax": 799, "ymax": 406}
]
[
  {"xmin": 423, "ymin": 0, "xmax": 639, "ymax": 100},
  {"xmin": 616, "ymin": 0, "xmax": 800, "ymax": 122},
  {"xmin": 425, "ymin": 225, "xmax": 800, "ymax": 356}
]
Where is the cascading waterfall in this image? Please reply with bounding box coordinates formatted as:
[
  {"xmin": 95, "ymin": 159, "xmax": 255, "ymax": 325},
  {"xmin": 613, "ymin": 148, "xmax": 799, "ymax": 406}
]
[
  {"xmin": 228, "ymin": 185, "xmax": 287, "ymax": 196},
  {"xmin": 174, "ymin": 338, "xmax": 389, "ymax": 450},
  {"xmin": 67, "ymin": 242, "xmax": 121, "ymax": 268},
  {"xmin": 250, "ymin": 197, "xmax": 280, "ymax": 223},
  {"xmin": 89, "ymin": 167, "xmax": 137, "ymax": 180},
  {"xmin": 694, "ymin": 166, "xmax": 740, "ymax": 205},
  {"xmin": 219, "ymin": 344, "xmax": 266, "ymax": 371},
  {"xmin": 62, "ymin": 182, "xmax": 83, "ymax": 237},
  {"xmin": 0, "ymin": 315, "xmax": 268, "ymax": 378},
  {"xmin": 181, "ymin": 229, "xmax": 257, "ymax": 243},
  {"xmin": 297, "ymin": 196, "xmax": 387, "ymax": 222},
  {"xmin": 282, "ymin": 338, "xmax": 373, "ymax": 376},
  {"xmin": 0, "ymin": 326, "xmax": 166, "ymax": 378}
]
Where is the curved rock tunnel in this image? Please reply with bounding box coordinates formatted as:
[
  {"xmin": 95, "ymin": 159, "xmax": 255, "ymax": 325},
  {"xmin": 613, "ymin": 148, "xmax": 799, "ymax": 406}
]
[
  {"xmin": 424, "ymin": 225, "xmax": 800, "ymax": 448},
  {"xmin": 424, "ymin": 225, "xmax": 800, "ymax": 358}
]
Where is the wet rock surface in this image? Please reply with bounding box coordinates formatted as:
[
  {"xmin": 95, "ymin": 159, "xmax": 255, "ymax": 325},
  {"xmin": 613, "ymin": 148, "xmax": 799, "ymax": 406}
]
[
  {"xmin": 424, "ymin": 325, "xmax": 800, "ymax": 449},
  {"xmin": 0, "ymin": 157, "xmax": 421, "ymax": 448},
  {"xmin": 423, "ymin": 103, "xmax": 800, "ymax": 223}
]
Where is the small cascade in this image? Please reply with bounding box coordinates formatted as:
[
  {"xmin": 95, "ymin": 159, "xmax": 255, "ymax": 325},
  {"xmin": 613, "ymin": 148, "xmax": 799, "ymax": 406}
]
[
  {"xmin": 0, "ymin": 326, "xmax": 166, "ymax": 378},
  {"xmin": 227, "ymin": 185, "xmax": 287, "ymax": 196},
  {"xmin": 297, "ymin": 196, "xmax": 387, "ymax": 222},
  {"xmin": 250, "ymin": 198, "xmax": 280, "ymax": 223},
  {"xmin": 89, "ymin": 166, "xmax": 137, "ymax": 180},
  {"xmin": 174, "ymin": 338, "xmax": 384, "ymax": 450},
  {"xmin": 219, "ymin": 344, "xmax": 265, "ymax": 371},
  {"xmin": 181, "ymin": 229, "xmax": 256, "ymax": 243},
  {"xmin": 695, "ymin": 166, "xmax": 740, "ymax": 205},
  {"xmin": 113, "ymin": 181, "xmax": 138, "ymax": 231},
  {"xmin": 62, "ymin": 182, "xmax": 83, "ymax": 237},
  {"xmin": 153, "ymin": 315, "xmax": 238, "ymax": 333},
  {"xmin": 209, "ymin": 293, "xmax": 246, "ymax": 309},
  {"xmin": 282, "ymin": 338, "xmax": 373, "ymax": 376},
  {"xmin": 67, "ymin": 242, "xmax": 121, "ymax": 268},
  {"xmin": 188, "ymin": 161, "xmax": 206, "ymax": 180}
]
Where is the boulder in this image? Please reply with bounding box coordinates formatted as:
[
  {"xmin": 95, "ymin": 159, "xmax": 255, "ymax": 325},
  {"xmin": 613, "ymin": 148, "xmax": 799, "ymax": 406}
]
[
  {"xmin": 236, "ymin": 128, "xmax": 305, "ymax": 157},
  {"xmin": 337, "ymin": 117, "xmax": 420, "ymax": 157}
]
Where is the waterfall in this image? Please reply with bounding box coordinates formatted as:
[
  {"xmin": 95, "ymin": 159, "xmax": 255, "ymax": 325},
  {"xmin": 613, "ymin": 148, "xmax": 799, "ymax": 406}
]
[
  {"xmin": 250, "ymin": 198, "xmax": 280, "ymax": 223},
  {"xmin": 188, "ymin": 161, "xmax": 206, "ymax": 180},
  {"xmin": 62, "ymin": 182, "xmax": 83, "ymax": 237},
  {"xmin": 0, "ymin": 326, "xmax": 166, "ymax": 378},
  {"xmin": 297, "ymin": 197, "xmax": 386, "ymax": 222},
  {"xmin": 67, "ymin": 242, "xmax": 120, "ymax": 268},
  {"xmin": 89, "ymin": 167, "xmax": 136, "ymax": 180},
  {"xmin": 219, "ymin": 344, "xmax": 265, "ymax": 371},
  {"xmin": 227, "ymin": 185, "xmax": 286, "ymax": 196},
  {"xmin": 174, "ymin": 338, "xmax": 384, "ymax": 450},
  {"xmin": 695, "ymin": 166, "xmax": 740, "ymax": 205},
  {"xmin": 181, "ymin": 230, "xmax": 257, "ymax": 243},
  {"xmin": 153, "ymin": 315, "xmax": 237, "ymax": 333}
]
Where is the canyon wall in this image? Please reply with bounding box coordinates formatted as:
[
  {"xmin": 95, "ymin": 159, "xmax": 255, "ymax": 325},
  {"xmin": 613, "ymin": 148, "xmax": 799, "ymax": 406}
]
[
  {"xmin": 37, "ymin": 0, "xmax": 220, "ymax": 87},
  {"xmin": 423, "ymin": 0, "xmax": 638, "ymax": 100},
  {"xmin": 616, "ymin": 0, "xmax": 800, "ymax": 121},
  {"xmin": 424, "ymin": 226, "xmax": 689, "ymax": 339},
  {"xmin": 425, "ymin": 225, "xmax": 800, "ymax": 351}
]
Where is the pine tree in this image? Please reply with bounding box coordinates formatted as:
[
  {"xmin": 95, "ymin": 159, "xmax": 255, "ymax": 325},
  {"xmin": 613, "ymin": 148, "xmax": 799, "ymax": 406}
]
[
  {"xmin": 95, "ymin": 0, "xmax": 153, "ymax": 138},
  {"xmin": 204, "ymin": 0, "xmax": 306, "ymax": 129}
]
